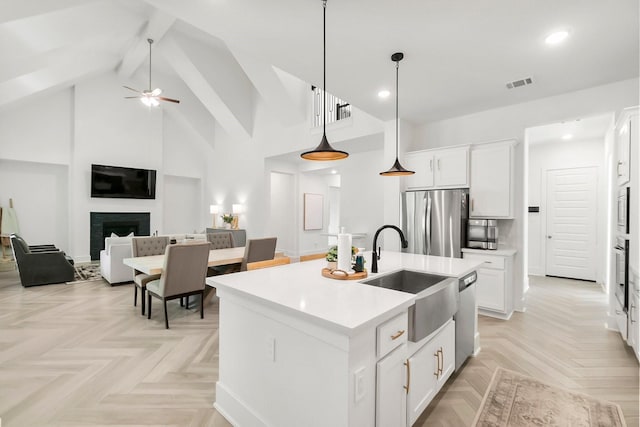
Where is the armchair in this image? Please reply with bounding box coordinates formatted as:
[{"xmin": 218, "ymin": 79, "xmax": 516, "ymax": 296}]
[
  {"xmin": 99, "ymin": 236, "xmax": 134, "ymax": 285},
  {"xmin": 10, "ymin": 234, "xmax": 75, "ymax": 287}
]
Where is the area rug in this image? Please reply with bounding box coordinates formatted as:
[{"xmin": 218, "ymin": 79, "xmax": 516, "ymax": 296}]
[
  {"xmin": 69, "ymin": 263, "xmax": 103, "ymax": 283},
  {"xmin": 473, "ymin": 367, "xmax": 626, "ymax": 427}
]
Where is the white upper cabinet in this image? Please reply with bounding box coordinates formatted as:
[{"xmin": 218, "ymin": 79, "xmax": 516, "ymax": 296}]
[
  {"xmin": 469, "ymin": 141, "xmax": 515, "ymax": 218},
  {"xmin": 616, "ymin": 108, "xmax": 638, "ymax": 187},
  {"xmin": 404, "ymin": 151, "xmax": 434, "ymax": 189},
  {"xmin": 404, "ymin": 146, "xmax": 469, "ymax": 190}
]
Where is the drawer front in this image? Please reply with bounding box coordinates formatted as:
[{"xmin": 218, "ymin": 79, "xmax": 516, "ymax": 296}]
[
  {"xmin": 463, "ymin": 252, "xmax": 505, "ymax": 270},
  {"xmin": 377, "ymin": 311, "xmax": 409, "ymax": 359}
]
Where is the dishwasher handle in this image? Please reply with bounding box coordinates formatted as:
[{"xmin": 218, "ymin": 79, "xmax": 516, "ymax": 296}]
[{"xmin": 458, "ymin": 271, "xmax": 477, "ymax": 291}]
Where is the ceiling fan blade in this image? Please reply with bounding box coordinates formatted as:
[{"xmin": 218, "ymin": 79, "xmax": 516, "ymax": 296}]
[
  {"xmin": 159, "ymin": 96, "xmax": 180, "ymax": 103},
  {"xmin": 123, "ymin": 85, "xmax": 141, "ymax": 93},
  {"xmin": 124, "ymin": 96, "xmax": 141, "ymax": 99},
  {"xmin": 151, "ymin": 88, "xmax": 162, "ymax": 96}
]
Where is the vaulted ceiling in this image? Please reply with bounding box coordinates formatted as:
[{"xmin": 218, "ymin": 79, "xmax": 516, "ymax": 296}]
[{"xmin": 1, "ymin": 0, "xmax": 638, "ymax": 130}]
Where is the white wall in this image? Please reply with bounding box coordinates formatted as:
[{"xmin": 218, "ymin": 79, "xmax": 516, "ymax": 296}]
[
  {"xmin": 163, "ymin": 175, "xmax": 202, "ymax": 234},
  {"xmin": 0, "ymin": 160, "xmax": 69, "ymax": 249},
  {"xmin": 340, "ymin": 150, "xmax": 387, "ymax": 251},
  {"xmin": 0, "ymin": 88, "xmax": 72, "ymax": 248},
  {"xmin": 527, "ymin": 138, "xmax": 607, "ymax": 283},
  {"xmin": 410, "ymin": 78, "xmax": 639, "ymax": 311},
  {"xmin": 0, "ymin": 71, "xmax": 213, "ymax": 261},
  {"xmin": 269, "ymin": 171, "xmax": 296, "ymax": 255}
]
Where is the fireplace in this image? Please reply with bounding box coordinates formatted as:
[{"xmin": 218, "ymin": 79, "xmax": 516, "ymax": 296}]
[{"xmin": 90, "ymin": 212, "xmax": 151, "ymax": 260}]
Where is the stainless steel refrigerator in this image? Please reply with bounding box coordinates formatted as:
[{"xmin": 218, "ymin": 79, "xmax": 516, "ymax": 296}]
[{"xmin": 401, "ymin": 189, "xmax": 469, "ymax": 258}]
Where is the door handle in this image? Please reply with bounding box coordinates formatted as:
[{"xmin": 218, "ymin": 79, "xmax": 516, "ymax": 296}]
[
  {"xmin": 404, "ymin": 359, "xmax": 411, "ymax": 393},
  {"xmin": 437, "ymin": 159, "xmax": 441, "ymax": 170},
  {"xmin": 391, "ymin": 330, "xmax": 405, "ymax": 340},
  {"xmin": 429, "ymin": 159, "xmax": 433, "ymax": 172},
  {"xmin": 471, "ymin": 198, "xmax": 474, "ymax": 212}
]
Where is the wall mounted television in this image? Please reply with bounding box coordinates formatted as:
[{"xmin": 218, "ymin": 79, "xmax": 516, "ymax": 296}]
[{"xmin": 91, "ymin": 164, "xmax": 157, "ymax": 199}]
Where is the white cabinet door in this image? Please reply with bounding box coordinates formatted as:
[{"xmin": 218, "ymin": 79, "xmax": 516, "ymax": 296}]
[
  {"xmin": 376, "ymin": 344, "xmax": 407, "ymax": 427},
  {"xmin": 617, "ymin": 117, "xmax": 631, "ymax": 186},
  {"xmin": 435, "ymin": 320, "xmax": 456, "ymax": 389},
  {"xmin": 405, "ymin": 151, "xmax": 434, "ymax": 189},
  {"xmin": 406, "ymin": 339, "xmax": 438, "ymax": 426},
  {"xmin": 434, "ymin": 147, "xmax": 468, "ymax": 188},
  {"xmin": 476, "ymin": 268, "xmax": 505, "ymax": 312},
  {"xmin": 470, "ymin": 143, "xmax": 513, "ymax": 218},
  {"xmin": 629, "ymin": 292, "xmax": 638, "ymax": 357}
]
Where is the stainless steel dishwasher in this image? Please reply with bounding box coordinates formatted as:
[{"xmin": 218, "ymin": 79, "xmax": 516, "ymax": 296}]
[{"xmin": 454, "ymin": 271, "xmax": 477, "ymax": 371}]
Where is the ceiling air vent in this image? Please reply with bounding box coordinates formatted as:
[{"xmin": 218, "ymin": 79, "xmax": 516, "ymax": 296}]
[{"xmin": 506, "ymin": 77, "xmax": 533, "ymax": 89}]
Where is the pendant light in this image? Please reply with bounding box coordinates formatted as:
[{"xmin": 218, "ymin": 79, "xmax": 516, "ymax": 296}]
[
  {"xmin": 380, "ymin": 52, "xmax": 415, "ymax": 176},
  {"xmin": 301, "ymin": 0, "xmax": 348, "ymax": 161}
]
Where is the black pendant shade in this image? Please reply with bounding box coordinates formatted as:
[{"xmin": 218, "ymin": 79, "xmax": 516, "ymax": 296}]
[
  {"xmin": 301, "ymin": 0, "xmax": 348, "ymax": 161},
  {"xmin": 301, "ymin": 133, "xmax": 349, "ymax": 160},
  {"xmin": 380, "ymin": 52, "xmax": 414, "ymax": 176}
]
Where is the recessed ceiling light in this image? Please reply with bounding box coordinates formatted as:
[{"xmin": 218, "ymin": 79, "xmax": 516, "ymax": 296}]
[
  {"xmin": 545, "ymin": 30, "xmax": 569, "ymax": 45},
  {"xmin": 331, "ymin": 170, "xmax": 337, "ymax": 174},
  {"xmin": 378, "ymin": 90, "xmax": 390, "ymax": 99},
  {"xmin": 561, "ymin": 133, "xmax": 573, "ymax": 140}
]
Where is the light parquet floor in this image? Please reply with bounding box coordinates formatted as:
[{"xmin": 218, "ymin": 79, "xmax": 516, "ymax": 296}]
[
  {"xmin": 416, "ymin": 275, "xmax": 640, "ymax": 427},
  {"xmin": 0, "ymin": 270, "xmax": 638, "ymax": 426}
]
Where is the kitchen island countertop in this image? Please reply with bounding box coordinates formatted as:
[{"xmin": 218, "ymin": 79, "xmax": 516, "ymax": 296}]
[{"xmin": 208, "ymin": 250, "xmax": 483, "ymax": 336}]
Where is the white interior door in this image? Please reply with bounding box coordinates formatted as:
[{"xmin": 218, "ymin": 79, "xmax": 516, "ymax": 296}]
[{"xmin": 545, "ymin": 167, "xmax": 597, "ymax": 281}]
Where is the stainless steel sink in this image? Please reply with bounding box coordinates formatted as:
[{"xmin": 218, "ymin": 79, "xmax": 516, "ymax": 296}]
[{"xmin": 361, "ymin": 270, "xmax": 459, "ymax": 342}]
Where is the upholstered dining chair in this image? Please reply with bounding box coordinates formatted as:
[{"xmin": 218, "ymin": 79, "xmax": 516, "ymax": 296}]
[
  {"xmin": 206, "ymin": 232, "xmax": 235, "ymax": 249},
  {"xmin": 146, "ymin": 242, "xmax": 210, "ymax": 329},
  {"xmin": 131, "ymin": 236, "xmax": 170, "ymax": 315},
  {"xmin": 206, "ymin": 232, "xmax": 235, "ymax": 277},
  {"xmin": 240, "ymin": 237, "xmax": 277, "ymax": 272}
]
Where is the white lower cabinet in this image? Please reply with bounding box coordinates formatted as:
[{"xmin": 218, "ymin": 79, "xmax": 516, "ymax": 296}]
[
  {"xmin": 376, "ymin": 344, "xmax": 408, "ymax": 427},
  {"xmin": 627, "ymin": 272, "xmax": 639, "ymax": 361},
  {"xmin": 475, "ymin": 268, "xmax": 505, "ymax": 312},
  {"xmin": 376, "ymin": 319, "xmax": 455, "ymax": 427},
  {"xmin": 462, "ymin": 250, "xmax": 515, "ymax": 319},
  {"xmin": 407, "ymin": 320, "xmax": 455, "ymax": 425}
]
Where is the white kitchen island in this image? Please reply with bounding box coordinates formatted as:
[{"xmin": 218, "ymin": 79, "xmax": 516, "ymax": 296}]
[{"xmin": 207, "ymin": 251, "xmax": 483, "ymax": 427}]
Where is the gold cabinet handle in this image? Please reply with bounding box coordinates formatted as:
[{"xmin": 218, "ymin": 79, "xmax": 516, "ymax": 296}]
[
  {"xmin": 404, "ymin": 359, "xmax": 411, "ymax": 394},
  {"xmin": 391, "ymin": 330, "xmax": 405, "ymax": 340},
  {"xmin": 438, "ymin": 348, "xmax": 443, "ymax": 375},
  {"xmin": 433, "ymin": 351, "xmax": 440, "ymax": 378}
]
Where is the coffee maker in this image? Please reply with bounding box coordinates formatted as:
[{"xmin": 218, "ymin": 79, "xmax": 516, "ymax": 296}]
[{"xmin": 467, "ymin": 219, "xmax": 498, "ymax": 250}]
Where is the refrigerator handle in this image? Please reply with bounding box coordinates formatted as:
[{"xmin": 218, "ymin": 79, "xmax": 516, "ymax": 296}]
[{"xmin": 425, "ymin": 196, "xmax": 432, "ymax": 255}]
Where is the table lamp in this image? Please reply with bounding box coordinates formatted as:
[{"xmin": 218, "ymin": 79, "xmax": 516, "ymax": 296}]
[
  {"xmin": 210, "ymin": 205, "xmax": 220, "ymax": 228},
  {"xmin": 232, "ymin": 204, "xmax": 245, "ymax": 230}
]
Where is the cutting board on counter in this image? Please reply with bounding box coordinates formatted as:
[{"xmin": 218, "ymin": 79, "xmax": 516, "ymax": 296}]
[{"xmin": 322, "ymin": 268, "xmax": 367, "ymax": 281}]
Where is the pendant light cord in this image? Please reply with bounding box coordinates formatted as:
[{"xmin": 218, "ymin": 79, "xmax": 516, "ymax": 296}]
[
  {"xmin": 323, "ymin": 0, "xmax": 327, "ymax": 137},
  {"xmin": 148, "ymin": 39, "xmax": 152, "ymax": 91},
  {"xmin": 395, "ymin": 59, "xmax": 399, "ymax": 159}
]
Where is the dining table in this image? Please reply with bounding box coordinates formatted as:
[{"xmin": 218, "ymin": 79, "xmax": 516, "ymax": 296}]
[{"xmin": 123, "ymin": 246, "xmax": 246, "ymax": 276}]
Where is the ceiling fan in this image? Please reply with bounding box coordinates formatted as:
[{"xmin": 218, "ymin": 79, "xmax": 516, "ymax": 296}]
[{"xmin": 123, "ymin": 38, "xmax": 180, "ymax": 106}]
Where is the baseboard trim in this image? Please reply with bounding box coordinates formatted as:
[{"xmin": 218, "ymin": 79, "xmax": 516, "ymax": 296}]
[
  {"xmin": 215, "ymin": 381, "xmax": 266, "ymax": 427},
  {"xmin": 479, "ymin": 308, "xmax": 513, "ymax": 320}
]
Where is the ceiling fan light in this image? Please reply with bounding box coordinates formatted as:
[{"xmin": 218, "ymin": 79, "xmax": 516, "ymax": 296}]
[
  {"xmin": 151, "ymin": 88, "xmax": 162, "ymax": 96},
  {"xmin": 140, "ymin": 97, "xmax": 152, "ymax": 107}
]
